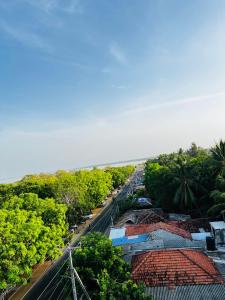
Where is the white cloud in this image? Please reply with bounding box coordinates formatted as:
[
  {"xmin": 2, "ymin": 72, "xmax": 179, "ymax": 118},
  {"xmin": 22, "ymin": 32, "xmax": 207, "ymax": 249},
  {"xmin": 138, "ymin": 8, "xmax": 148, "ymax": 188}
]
[
  {"xmin": 121, "ymin": 91, "xmax": 225, "ymax": 116},
  {"xmin": 109, "ymin": 42, "xmax": 127, "ymax": 64},
  {"xmin": 111, "ymin": 84, "xmax": 127, "ymax": 89},
  {"xmin": 0, "ymin": 20, "xmax": 52, "ymax": 52},
  {"xmin": 1, "ymin": 91, "xmax": 225, "ymax": 180},
  {"xmin": 22, "ymin": 0, "xmax": 82, "ymax": 14}
]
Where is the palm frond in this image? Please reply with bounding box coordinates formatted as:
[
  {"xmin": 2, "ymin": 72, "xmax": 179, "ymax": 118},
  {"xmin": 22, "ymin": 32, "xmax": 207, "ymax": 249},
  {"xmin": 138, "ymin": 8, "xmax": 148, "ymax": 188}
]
[
  {"xmin": 173, "ymin": 184, "xmax": 182, "ymax": 205},
  {"xmin": 208, "ymin": 203, "xmax": 225, "ymax": 216}
]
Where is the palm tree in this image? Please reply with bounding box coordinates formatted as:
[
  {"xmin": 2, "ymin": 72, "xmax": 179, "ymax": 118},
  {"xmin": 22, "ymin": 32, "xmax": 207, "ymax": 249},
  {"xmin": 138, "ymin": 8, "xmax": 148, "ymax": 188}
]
[
  {"xmin": 208, "ymin": 190, "xmax": 225, "ymax": 216},
  {"xmin": 171, "ymin": 156, "xmax": 196, "ymax": 210},
  {"xmin": 211, "ymin": 140, "xmax": 225, "ymax": 169}
]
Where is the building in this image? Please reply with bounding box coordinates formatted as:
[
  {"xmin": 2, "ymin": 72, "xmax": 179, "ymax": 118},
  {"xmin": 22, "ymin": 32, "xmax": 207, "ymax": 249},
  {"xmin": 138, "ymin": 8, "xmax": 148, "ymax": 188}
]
[
  {"xmin": 210, "ymin": 221, "xmax": 225, "ymax": 248},
  {"xmin": 115, "ymin": 208, "xmax": 164, "ymax": 227},
  {"xmin": 131, "ymin": 249, "xmax": 225, "ymax": 299},
  {"xmin": 110, "ymin": 222, "xmax": 207, "ymax": 255}
]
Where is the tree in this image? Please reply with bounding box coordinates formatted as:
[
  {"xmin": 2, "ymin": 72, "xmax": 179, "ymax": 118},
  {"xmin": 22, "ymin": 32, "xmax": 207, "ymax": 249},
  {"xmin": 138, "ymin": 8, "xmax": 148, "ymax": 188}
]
[
  {"xmin": 2, "ymin": 193, "xmax": 68, "ymax": 229},
  {"xmin": 105, "ymin": 166, "xmax": 135, "ymax": 189},
  {"xmin": 72, "ymin": 233, "xmax": 152, "ymax": 300},
  {"xmin": 144, "ymin": 144, "xmax": 213, "ymax": 215},
  {"xmin": 0, "ymin": 207, "xmax": 66, "ymax": 291},
  {"xmin": 77, "ymin": 169, "xmax": 112, "ymax": 207},
  {"xmin": 208, "ymin": 190, "xmax": 225, "ymax": 216},
  {"xmin": 171, "ymin": 156, "xmax": 197, "ymax": 210},
  {"xmin": 211, "ymin": 140, "xmax": 225, "ymax": 170},
  {"xmin": 208, "ymin": 170, "xmax": 225, "ymax": 216},
  {"xmin": 186, "ymin": 142, "xmax": 207, "ymax": 158},
  {"xmin": 13, "ymin": 174, "xmax": 57, "ymax": 199}
]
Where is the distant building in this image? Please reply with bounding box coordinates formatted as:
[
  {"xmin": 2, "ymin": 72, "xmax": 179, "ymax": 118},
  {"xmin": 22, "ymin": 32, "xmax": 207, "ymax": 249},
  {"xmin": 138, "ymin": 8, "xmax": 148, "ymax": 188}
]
[{"xmin": 131, "ymin": 249, "xmax": 225, "ymax": 300}]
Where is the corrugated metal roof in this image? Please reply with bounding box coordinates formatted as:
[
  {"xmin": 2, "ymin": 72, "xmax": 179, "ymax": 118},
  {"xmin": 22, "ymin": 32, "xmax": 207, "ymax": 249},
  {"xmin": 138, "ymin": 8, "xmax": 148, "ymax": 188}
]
[
  {"xmin": 145, "ymin": 284, "xmax": 225, "ymax": 299},
  {"xmin": 210, "ymin": 221, "xmax": 225, "ymax": 230},
  {"xmin": 191, "ymin": 232, "xmax": 211, "ymax": 240},
  {"xmin": 112, "ymin": 233, "xmax": 149, "ymax": 246}
]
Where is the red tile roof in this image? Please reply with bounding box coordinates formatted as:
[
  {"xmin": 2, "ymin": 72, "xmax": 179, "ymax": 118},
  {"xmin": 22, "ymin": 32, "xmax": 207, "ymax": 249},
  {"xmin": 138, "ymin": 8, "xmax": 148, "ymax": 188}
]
[
  {"xmin": 125, "ymin": 222, "xmax": 192, "ymax": 239},
  {"xmin": 131, "ymin": 249, "xmax": 225, "ymax": 288}
]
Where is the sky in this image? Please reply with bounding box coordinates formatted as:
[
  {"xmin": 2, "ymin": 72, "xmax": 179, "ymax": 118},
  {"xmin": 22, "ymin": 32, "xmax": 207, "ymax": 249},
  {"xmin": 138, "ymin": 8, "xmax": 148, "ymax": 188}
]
[{"xmin": 0, "ymin": 0, "xmax": 225, "ymax": 181}]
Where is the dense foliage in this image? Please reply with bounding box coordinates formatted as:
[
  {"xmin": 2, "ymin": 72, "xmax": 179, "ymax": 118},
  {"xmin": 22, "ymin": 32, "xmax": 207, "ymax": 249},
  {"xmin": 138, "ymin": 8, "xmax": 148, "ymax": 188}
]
[
  {"xmin": 73, "ymin": 233, "xmax": 152, "ymax": 300},
  {"xmin": 106, "ymin": 165, "xmax": 135, "ymax": 189},
  {"xmin": 0, "ymin": 166, "xmax": 134, "ymax": 292},
  {"xmin": 0, "ymin": 193, "xmax": 67, "ymax": 290},
  {"xmin": 145, "ymin": 141, "xmax": 225, "ymax": 217}
]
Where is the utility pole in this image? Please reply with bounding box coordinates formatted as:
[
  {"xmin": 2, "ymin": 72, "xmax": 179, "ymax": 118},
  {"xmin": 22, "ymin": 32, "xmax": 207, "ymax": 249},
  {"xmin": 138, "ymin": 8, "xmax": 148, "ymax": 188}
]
[{"xmin": 69, "ymin": 249, "xmax": 78, "ymax": 300}]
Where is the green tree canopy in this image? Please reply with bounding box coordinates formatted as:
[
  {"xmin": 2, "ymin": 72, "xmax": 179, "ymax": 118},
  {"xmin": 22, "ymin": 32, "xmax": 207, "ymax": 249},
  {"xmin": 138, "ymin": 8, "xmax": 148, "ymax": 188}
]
[
  {"xmin": 0, "ymin": 207, "xmax": 65, "ymax": 291},
  {"xmin": 144, "ymin": 142, "xmax": 220, "ymax": 215},
  {"xmin": 73, "ymin": 233, "xmax": 152, "ymax": 300}
]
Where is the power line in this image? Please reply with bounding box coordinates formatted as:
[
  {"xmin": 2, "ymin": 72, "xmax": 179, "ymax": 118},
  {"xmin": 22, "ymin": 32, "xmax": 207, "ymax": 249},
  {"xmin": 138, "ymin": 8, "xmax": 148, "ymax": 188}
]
[
  {"xmin": 47, "ymin": 276, "xmax": 65, "ymax": 300},
  {"xmin": 56, "ymin": 279, "xmax": 70, "ymax": 300},
  {"xmin": 36, "ymin": 258, "xmax": 69, "ymax": 300}
]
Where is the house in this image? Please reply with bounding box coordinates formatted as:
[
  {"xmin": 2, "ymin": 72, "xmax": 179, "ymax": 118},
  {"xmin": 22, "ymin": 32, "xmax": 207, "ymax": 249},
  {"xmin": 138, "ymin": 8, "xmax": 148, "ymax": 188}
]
[
  {"xmin": 115, "ymin": 208, "xmax": 164, "ymax": 227},
  {"xmin": 168, "ymin": 216, "xmax": 221, "ymax": 233},
  {"xmin": 110, "ymin": 221, "xmax": 208, "ymax": 255},
  {"xmin": 109, "ymin": 227, "xmax": 149, "ymax": 246},
  {"xmin": 210, "ymin": 221, "xmax": 225, "ymax": 248},
  {"xmin": 131, "ymin": 249, "xmax": 225, "ymax": 299},
  {"xmin": 125, "ymin": 222, "xmax": 192, "ymax": 240}
]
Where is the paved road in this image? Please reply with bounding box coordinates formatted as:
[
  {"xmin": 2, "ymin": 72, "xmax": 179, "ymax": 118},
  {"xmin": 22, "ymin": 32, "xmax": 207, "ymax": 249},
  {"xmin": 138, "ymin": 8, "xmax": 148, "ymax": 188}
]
[{"xmin": 16, "ymin": 167, "xmax": 144, "ymax": 300}]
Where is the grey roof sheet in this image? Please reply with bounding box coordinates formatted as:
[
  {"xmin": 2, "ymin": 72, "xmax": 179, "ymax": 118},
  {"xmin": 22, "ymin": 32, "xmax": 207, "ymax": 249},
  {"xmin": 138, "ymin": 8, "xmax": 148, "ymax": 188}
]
[{"xmin": 145, "ymin": 284, "xmax": 225, "ymax": 300}]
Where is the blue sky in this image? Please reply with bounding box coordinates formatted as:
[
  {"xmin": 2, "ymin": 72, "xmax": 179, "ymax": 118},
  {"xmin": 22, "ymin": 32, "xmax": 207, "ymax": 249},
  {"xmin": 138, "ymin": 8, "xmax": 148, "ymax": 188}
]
[{"xmin": 0, "ymin": 0, "xmax": 225, "ymax": 180}]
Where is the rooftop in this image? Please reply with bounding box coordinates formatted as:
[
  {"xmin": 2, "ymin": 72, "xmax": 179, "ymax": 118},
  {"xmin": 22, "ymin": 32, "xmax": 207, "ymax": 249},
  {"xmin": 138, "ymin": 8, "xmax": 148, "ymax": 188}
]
[
  {"xmin": 210, "ymin": 221, "xmax": 225, "ymax": 230},
  {"xmin": 115, "ymin": 208, "xmax": 164, "ymax": 227},
  {"xmin": 168, "ymin": 216, "xmax": 222, "ymax": 233},
  {"xmin": 138, "ymin": 210, "xmax": 165, "ymax": 224},
  {"xmin": 145, "ymin": 285, "xmax": 225, "ymax": 300},
  {"xmin": 112, "ymin": 234, "xmax": 149, "ymax": 246},
  {"xmin": 125, "ymin": 222, "xmax": 192, "ymax": 239},
  {"xmin": 131, "ymin": 249, "xmax": 225, "ymax": 288},
  {"xmin": 109, "ymin": 228, "xmax": 125, "ymax": 239}
]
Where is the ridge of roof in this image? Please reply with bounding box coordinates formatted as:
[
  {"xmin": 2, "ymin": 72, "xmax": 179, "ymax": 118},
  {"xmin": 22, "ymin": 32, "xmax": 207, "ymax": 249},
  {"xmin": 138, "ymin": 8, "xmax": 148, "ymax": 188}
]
[
  {"xmin": 131, "ymin": 249, "xmax": 225, "ymax": 288},
  {"xmin": 177, "ymin": 249, "xmax": 221, "ymax": 283},
  {"xmin": 125, "ymin": 222, "xmax": 192, "ymax": 239}
]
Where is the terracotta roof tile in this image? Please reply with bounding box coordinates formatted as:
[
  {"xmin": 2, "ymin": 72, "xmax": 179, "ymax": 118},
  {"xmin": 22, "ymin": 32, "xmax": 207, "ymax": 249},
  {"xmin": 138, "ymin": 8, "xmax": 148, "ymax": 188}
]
[
  {"xmin": 125, "ymin": 222, "xmax": 192, "ymax": 239},
  {"xmin": 137, "ymin": 211, "xmax": 165, "ymax": 224},
  {"xmin": 131, "ymin": 249, "xmax": 225, "ymax": 288}
]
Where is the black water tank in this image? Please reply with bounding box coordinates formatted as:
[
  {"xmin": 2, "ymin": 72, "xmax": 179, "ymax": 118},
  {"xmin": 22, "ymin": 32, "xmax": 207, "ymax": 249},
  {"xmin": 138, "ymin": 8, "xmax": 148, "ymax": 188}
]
[{"xmin": 206, "ymin": 236, "xmax": 216, "ymax": 251}]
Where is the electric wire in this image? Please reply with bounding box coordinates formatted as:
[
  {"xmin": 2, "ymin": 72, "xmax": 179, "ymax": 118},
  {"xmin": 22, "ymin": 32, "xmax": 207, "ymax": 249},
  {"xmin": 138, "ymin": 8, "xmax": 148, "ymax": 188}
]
[
  {"xmin": 36, "ymin": 258, "xmax": 69, "ymax": 299},
  {"xmin": 56, "ymin": 279, "xmax": 70, "ymax": 300},
  {"xmin": 46, "ymin": 275, "xmax": 65, "ymax": 300}
]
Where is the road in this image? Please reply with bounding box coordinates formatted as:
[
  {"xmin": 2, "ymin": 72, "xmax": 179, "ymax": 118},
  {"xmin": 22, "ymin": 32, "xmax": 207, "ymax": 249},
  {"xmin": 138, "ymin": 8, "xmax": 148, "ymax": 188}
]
[{"xmin": 9, "ymin": 166, "xmax": 144, "ymax": 300}]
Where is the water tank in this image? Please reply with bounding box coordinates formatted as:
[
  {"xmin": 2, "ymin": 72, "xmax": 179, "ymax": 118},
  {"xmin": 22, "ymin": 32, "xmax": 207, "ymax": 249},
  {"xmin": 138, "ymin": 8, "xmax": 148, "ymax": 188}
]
[{"xmin": 206, "ymin": 236, "xmax": 216, "ymax": 251}]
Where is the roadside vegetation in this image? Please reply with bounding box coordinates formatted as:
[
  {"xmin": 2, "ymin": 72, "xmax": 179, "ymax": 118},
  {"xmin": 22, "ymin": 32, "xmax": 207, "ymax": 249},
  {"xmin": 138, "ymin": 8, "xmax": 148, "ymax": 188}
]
[
  {"xmin": 0, "ymin": 166, "xmax": 134, "ymax": 292},
  {"xmin": 73, "ymin": 233, "xmax": 153, "ymax": 300},
  {"xmin": 144, "ymin": 140, "xmax": 225, "ymax": 217}
]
